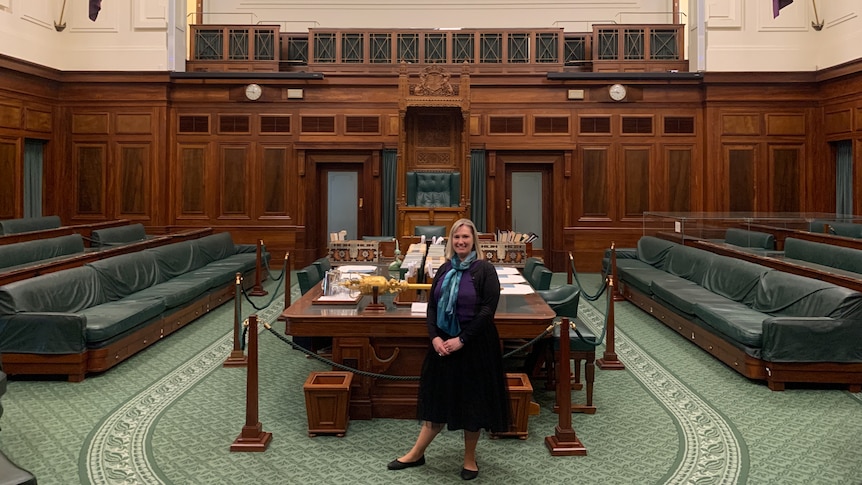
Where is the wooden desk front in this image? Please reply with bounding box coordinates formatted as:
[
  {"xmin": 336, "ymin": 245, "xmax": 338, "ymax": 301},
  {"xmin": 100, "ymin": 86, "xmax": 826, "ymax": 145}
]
[{"xmin": 278, "ymin": 285, "xmax": 555, "ymax": 419}]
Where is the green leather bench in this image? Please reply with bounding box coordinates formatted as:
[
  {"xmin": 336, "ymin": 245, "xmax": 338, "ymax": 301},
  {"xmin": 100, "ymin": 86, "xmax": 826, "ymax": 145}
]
[
  {"xmin": 0, "ymin": 234, "xmax": 85, "ymax": 271},
  {"xmin": 724, "ymin": 227, "xmax": 775, "ymax": 250},
  {"xmin": 89, "ymin": 223, "xmax": 148, "ymax": 248},
  {"xmin": 614, "ymin": 236, "xmax": 862, "ymax": 391},
  {"xmin": 0, "ymin": 216, "xmax": 61, "ymax": 235},
  {"xmin": 0, "ymin": 232, "xmax": 268, "ymax": 381},
  {"xmin": 783, "ymin": 237, "xmax": 862, "ymax": 275}
]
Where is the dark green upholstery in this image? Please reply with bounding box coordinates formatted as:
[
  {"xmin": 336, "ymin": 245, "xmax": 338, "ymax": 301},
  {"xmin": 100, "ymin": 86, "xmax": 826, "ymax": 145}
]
[
  {"xmin": 784, "ymin": 237, "xmax": 862, "ymax": 275},
  {"xmin": 296, "ymin": 266, "xmax": 321, "ymax": 295},
  {"xmin": 313, "ymin": 257, "xmax": 331, "ymax": 275},
  {"xmin": 0, "ymin": 232, "xmax": 266, "ymax": 356},
  {"xmin": 828, "ymin": 222, "xmax": 862, "ymax": 238},
  {"xmin": 523, "ymin": 257, "xmax": 543, "ymax": 280},
  {"xmin": 552, "ymin": 319, "xmax": 597, "ymax": 352},
  {"xmin": 0, "ymin": 215, "xmax": 61, "ymax": 235},
  {"xmin": 406, "ymin": 171, "xmax": 460, "ymax": 207},
  {"xmin": 528, "ymin": 265, "xmax": 553, "ymax": 291},
  {"xmin": 90, "ymin": 223, "xmax": 147, "ymax": 247},
  {"xmin": 615, "ymin": 235, "xmax": 862, "ymax": 364},
  {"xmin": 724, "ymin": 228, "xmax": 775, "ymax": 250},
  {"xmin": 537, "ymin": 285, "xmax": 580, "ymax": 319},
  {"xmin": 0, "ymin": 234, "xmax": 85, "ymax": 270},
  {"xmin": 414, "ymin": 225, "xmax": 447, "ymax": 239}
]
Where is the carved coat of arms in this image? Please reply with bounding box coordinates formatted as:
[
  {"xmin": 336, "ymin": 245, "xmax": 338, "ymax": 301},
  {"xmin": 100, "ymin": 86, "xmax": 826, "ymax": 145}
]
[{"xmin": 413, "ymin": 66, "xmax": 455, "ymax": 96}]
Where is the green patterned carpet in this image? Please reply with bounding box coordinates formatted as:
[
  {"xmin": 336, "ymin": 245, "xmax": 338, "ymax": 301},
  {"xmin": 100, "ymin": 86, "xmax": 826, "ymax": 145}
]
[{"xmin": 1, "ymin": 274, "xmax": 860, "ymax": 485}]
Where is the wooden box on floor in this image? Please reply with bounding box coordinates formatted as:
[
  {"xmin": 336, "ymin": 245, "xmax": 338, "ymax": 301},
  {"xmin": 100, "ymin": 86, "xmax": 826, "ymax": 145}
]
[
  {"xmin": 492, "ymin": 373, "xmax": 539, "ymax": 440},
  {"xmin": 303, "ymin": 371, "xmax": 354, "ymax": 437}
]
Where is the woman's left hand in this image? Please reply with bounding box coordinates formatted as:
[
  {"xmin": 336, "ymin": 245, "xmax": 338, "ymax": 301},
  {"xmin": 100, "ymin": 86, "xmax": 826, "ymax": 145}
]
[{"xmin": 442, "ymin": 337, "xmax": 464, "ymax": 354}]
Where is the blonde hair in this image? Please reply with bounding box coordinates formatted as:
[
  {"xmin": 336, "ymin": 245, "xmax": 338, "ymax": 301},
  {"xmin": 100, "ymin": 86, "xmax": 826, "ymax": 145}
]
[{"xmin": 444, "ymin": 218, "xmax": 484, "ymax": 260}]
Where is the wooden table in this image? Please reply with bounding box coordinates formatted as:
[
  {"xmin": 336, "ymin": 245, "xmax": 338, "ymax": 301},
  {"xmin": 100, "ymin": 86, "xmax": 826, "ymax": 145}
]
[{"xmin": 278, "ymin": 285, "xmax": 556, "ymax": 419}]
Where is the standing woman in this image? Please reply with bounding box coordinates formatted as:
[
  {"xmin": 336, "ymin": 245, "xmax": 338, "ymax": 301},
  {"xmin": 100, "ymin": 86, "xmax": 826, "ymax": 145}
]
[{"xmin": 388, "ymin": 218, "xmax": 509, "ymax": 481}]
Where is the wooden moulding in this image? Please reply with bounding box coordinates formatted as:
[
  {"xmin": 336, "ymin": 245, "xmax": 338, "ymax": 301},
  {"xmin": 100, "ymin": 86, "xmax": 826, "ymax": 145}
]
[
  {"xmin": 491, "ymin": 373, "xmax": 539, "ymax": 440},
  {"xmin": 303, "ymin": 371, "xmax": 354, "ymax": 437}
]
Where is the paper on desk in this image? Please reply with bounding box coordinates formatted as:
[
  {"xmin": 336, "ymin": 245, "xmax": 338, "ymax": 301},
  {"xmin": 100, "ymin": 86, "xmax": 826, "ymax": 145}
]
[
  {"xmin": 338, "ymin": 265, "xmax": 377, "ymax": 273},
  {"xmin": 494, "ymin": 266, "xmax": 521, "ymax": 275},
  {"xmin": 411, "ymin": 302, "xmax": 428, "ymax": 314},
  {"xmin": 498, "ymin": 273, "xmax": 527, "ymax": 284},
  {"xmin": 500, "ymin": 283, "xmax": 534, "ymax": 295}
]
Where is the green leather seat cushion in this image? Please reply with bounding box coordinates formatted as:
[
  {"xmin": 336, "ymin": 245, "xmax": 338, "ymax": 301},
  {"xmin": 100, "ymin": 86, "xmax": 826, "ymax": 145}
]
[
  {"xmin": 692, "ymin": 301, "xmax": 767, "ymax": 348},
  {"xmin": 651, "ymin": 278, "xmax": 732, "ymax": 316},
  {"xmin": 130, "ymin": 275, "xmax": 214, "ymax": 308},
  {"xmin": 81, "ymin": 298, "xmax": 166, "ymax": 344}
]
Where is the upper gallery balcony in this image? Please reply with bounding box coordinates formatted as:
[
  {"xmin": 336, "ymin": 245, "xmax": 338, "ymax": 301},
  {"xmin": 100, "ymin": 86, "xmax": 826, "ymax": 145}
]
[{"xmin": 187, "ymin": 25, "xmax": 687, "ymax": 75}]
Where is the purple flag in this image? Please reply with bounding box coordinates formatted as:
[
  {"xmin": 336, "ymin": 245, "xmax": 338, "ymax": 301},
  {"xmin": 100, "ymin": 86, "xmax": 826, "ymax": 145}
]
[
  {"xmin": 89, "ymin": 0, "xmax": 102, "ymax": 21},
  {"xmin": 773, "ymin": 0, "xmax": 793, "ymax": 18}
]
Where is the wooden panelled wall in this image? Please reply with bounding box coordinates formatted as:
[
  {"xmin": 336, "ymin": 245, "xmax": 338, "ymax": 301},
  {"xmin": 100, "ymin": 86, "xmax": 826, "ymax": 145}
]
[{"xmin": 1, "ymin": 58, "xmax": 862, "ymax": 271}]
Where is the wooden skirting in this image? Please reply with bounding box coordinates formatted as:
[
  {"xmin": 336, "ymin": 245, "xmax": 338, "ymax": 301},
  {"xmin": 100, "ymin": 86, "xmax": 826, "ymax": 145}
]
[{"xmin": 621, "ymin": 282, "xmax": 862, "ymax": 392}]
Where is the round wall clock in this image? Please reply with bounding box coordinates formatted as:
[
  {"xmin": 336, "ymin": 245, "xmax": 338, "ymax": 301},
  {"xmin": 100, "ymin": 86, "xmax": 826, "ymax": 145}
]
[
  {"xmin": 609, "ymin": 83, "xmax": 627, "ymax": 101},
  {"xmin": 245, "ymin": 83, "xmax": 262, "ymax": 101}
]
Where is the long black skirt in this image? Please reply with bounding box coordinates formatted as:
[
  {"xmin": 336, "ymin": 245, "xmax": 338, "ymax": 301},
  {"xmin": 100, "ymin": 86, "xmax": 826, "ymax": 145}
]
[{"xmin": 416, "ymin": 324, "xmax": 510, "ymax": 433}]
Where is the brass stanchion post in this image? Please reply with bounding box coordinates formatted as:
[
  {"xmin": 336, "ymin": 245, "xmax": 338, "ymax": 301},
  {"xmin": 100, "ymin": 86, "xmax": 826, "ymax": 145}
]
[
  {"xmin": 231, "ymin": 314, "xmax": 273, "ymax": 452},
  {"xmin": 545, "ymin": 317, "xmax": 587, "ymax": 456},
  {"xmin": 224, "ymin": 272, "xmax": 248, "ymax": 367},
  {"xmin": 597, "ymin": 246, "xmax": 625, "ymax": 370},
  {"xmin": 283, "ymin": 252, "xmax": 291, "ymax": 310},
  {"xmin": 249, "ymin": 239, "xmax": 268, "ymax": 296}
]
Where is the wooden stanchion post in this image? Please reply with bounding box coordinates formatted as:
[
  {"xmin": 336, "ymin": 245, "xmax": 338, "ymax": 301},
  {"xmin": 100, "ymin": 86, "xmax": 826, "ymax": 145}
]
[
  {"xmin": 224, "ymin": 272, "xmax": 248, "ymax": 367},
  {"xmin": 249, "ymin": 239, "xmax": 268, "ymax": 296},
  {"xmin": 610, "ymin": 242, "xmax": 625, "ymax": 302},
  {"xmin": 231, "ymin": 314, "xmax": 273, "ymax": 452},
  {"xmin": 283, "ymin": 252, "xmax": 291, "ymax": 310},
  {"xmin": 597, "ymin": 267, "xmax": 625, "ymax": 370},
  {"xmin": 545, "ymin": 317, "xmax": 587, "ymax": 456}
]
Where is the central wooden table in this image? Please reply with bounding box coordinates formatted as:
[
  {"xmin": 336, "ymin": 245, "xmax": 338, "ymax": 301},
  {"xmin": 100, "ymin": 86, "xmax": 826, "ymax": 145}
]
[{"xmin": 278, "ymin": 284, "xmax": 556, "ymax": 419}]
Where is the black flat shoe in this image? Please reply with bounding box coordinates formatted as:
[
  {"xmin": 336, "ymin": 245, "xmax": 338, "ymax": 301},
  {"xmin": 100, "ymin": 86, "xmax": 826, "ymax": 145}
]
[
  {"xmin": 460, "ymin": 467, "xmax": 479, "ymax": 480},
  {"xmin": 387, "ymin": 455, "xmax": 426, "ymax": 470}
]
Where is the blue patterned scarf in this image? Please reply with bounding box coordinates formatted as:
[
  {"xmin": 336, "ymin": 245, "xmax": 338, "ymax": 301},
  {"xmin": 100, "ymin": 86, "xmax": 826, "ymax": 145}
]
[{"xmin": 436, "ymin": 251, "xmax": 477, "ymax": 336}]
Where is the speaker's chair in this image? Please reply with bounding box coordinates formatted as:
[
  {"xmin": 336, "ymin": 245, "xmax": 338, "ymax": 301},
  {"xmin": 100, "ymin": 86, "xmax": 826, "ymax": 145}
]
[
  {"xmin": 414, "ymin": 225, "xmax": 447, "ymax": 239},
  {"xmin": 406, "ymin": 171, "xmax": 460, "ymax": 207}
]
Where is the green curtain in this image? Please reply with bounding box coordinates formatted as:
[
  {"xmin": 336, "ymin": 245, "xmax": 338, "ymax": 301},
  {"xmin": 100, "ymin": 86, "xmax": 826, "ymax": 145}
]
[
  {"xmin": 470, "ymin": 149, "xmax": 487, "ymax": 232},
  {"xmin": 382, "ymin": 149, "xmax": 397, "ymax": 236},
  {"xmin": 23, "ymin": 139, "xmax": 45, "ymax": 218},
  {"xmin": 836, "ymin": 140, "xmax": 852, "ymax": 217}
]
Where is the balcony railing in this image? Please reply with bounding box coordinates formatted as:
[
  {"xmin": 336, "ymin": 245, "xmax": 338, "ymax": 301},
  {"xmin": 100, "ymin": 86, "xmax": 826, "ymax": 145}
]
[{"xmin": 187, "ymin": 25, "xmax": 686, "ymax": 74}]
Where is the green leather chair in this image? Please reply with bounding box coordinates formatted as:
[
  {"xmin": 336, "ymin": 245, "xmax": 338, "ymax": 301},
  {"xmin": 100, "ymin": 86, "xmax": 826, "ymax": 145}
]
[
  {"xmin": 414, "ymin": 225, "xmax": 447, "ymax": 239},
  {"xmin": 522, "ymin": 257, "xmax": 543, "ymax": 281},
  {"xmin": 528, "ymin": 265, "xmax": 553, "ymax": 291},
  {"xmin": 406, "ymin": 171, "xmax": 460, "ymax": 207}
]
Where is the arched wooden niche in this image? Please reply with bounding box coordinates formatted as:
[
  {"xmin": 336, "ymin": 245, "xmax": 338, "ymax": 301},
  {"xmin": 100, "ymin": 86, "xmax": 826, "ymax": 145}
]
[{"xmin": 396, "ymin": 64, "xmax": 471, "ymax": 237}]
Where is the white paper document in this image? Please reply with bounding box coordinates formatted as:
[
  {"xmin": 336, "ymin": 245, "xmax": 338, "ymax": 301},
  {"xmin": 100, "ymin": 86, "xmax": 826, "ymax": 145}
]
[
  {"xmin": 494, "ymin": 266, "xmax": 521, "ymax": 275},
  {"xmin": 498, "ymin": 273, "xmax": 527, "ymax": 284},
  {"xmin": 411, "ymin": 302, "xmax": 428, "ymax": 314},
  {"xmin": 500, "ymin": 283, "xmax": 535, "ymax": 295}
]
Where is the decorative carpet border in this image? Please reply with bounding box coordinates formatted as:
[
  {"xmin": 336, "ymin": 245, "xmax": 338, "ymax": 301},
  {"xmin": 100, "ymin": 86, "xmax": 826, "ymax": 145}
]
[
  {"xmin": 577, "ymin": 300, "xmax": 745, "ymax": 485},
  {"xmin": 81, "ymin": 298, "xmax": 286, "ymax": 485},
  {"xmin": 81, "ymin": 292, "xmax": 744, "ymax": 485}
]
